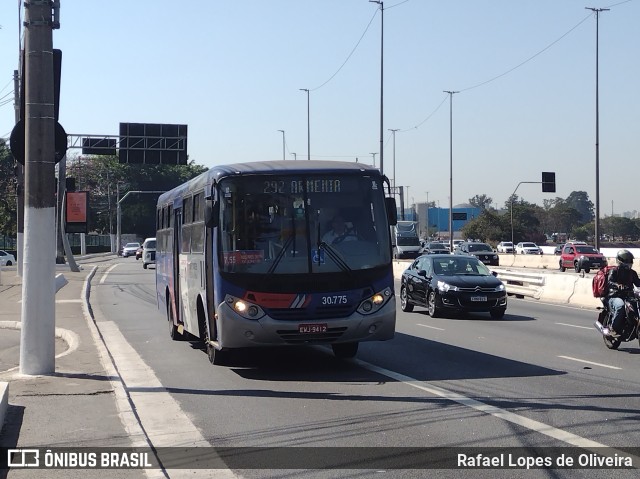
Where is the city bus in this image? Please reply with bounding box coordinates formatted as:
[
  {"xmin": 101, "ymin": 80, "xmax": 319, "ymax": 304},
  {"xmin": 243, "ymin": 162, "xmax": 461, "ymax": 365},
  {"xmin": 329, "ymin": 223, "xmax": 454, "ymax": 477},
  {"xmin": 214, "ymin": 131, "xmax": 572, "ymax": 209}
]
[{"xmin": 155, "ymin": 161, "xmax": 397, "ymax": 365}]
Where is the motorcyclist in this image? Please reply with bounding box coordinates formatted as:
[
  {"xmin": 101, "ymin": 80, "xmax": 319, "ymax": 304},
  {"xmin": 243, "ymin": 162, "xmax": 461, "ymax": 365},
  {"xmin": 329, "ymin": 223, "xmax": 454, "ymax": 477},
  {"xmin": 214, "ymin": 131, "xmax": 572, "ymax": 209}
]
[{"xmin": 606, "ymin": 249, "xmax": 640, "ymax": 337}]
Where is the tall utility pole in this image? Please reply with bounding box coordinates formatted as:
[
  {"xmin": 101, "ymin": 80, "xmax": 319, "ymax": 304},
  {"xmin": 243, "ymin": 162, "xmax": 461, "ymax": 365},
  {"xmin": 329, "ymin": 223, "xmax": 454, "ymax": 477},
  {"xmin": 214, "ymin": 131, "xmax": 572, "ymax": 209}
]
[
  {"xmin": 444, "ymin": 90, "xmax": 459, "ymax": 252},
  {"xmin": 13, "ymin": 69, "xmax": 24, "ymax": 277},
  {"xmin": 586, "ymin": 6, "xmax": 609, "ymax": 250},
  {"xmin": 20, "ymin": 0, "xmax": 57, "ymax": 375},
  {"xmin": 300, "ymin": 88, "xmax": 310, "ymax": 160},
  {"xmin": 370, "ymin": 0, "xmax": 384, "ymax": 175},
  {"xmin": 277, "ymin": 129, "xmax": 285, "ymax": 161},
  {"xmin": 370, "ymin": 152, "xmax": 377, "ymax": 167},
  {"xmin": 389, "ymin": 128, "xmax": 398, "ymax": 188}
]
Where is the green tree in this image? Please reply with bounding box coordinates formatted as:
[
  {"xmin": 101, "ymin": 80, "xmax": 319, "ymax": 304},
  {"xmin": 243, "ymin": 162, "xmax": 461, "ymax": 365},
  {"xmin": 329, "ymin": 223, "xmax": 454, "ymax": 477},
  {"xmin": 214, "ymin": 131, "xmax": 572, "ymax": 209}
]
[
  {"xmin": 565, "ymin": 191, "xmax": 594, "ymax": 223},
  {"xmin": 600, "ymin": 216, "xmax": 640, "ymax": 242},
  {"xmin": 461, "ymin": 209, "xmax": 509, "ymax": 243},
  {"xmin": 468, "ymin": 194, "xmax": 493, "ymax": 211},
  {"xmin": 0, "ymin": 140, "xmax": 17, "ymax": 237},
  {"xmin": 65, "ymin": 154, "xmax": 207, "ymax": 239}
]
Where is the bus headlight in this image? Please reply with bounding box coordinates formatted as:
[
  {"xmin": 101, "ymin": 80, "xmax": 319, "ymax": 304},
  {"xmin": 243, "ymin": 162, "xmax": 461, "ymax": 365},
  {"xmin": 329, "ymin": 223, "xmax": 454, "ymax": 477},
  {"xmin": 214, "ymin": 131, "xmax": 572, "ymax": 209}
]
[
  {"xmin": 357, "ymin": 287, "xmax": 392, "ymax": 315},
  {"xmin": 225, "ymin": 295, "xmax": 265, "ymax": 320}
]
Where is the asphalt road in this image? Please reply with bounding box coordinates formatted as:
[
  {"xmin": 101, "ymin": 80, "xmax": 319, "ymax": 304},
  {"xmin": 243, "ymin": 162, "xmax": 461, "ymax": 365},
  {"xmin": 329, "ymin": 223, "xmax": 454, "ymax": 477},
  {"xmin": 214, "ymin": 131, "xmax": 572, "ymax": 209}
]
[{"xmin": 90, "ymin": 258, "xmax": 640, "ymax": 478}]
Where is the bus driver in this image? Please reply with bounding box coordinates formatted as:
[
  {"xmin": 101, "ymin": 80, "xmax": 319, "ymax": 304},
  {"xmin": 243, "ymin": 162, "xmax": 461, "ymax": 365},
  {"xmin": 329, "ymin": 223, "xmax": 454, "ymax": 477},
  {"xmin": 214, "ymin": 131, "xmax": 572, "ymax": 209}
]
[{"xmin": 322, "ymin": 216, "xmax": 357, "ymax": 245}]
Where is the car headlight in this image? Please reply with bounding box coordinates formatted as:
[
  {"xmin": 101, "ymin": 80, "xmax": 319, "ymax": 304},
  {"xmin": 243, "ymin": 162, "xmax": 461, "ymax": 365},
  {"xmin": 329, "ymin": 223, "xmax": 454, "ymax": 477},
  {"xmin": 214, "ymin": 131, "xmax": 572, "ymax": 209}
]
[
  {"xmin": 437, "ymin": 280, "xmax": 458, "ymax": 293},
  {"xmin": 224, "ymin": 294, "xmax": 265, "ymax": 320},
  {"xmin": 357, "ymin": 287, "xmax": 392, "ymax": 315},
  {"xmin": 495, "ymin": 283, "xmax": 506, "ymax": 292}
]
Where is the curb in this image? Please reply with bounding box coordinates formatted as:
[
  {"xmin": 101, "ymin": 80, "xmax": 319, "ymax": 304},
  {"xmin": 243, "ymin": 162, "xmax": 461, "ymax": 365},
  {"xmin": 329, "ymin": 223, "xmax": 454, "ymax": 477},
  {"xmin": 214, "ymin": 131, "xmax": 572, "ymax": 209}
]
[
  {"xmin": 0, "ymin": 381, "xmax": 7, "ymax": 431},
  {"xmin": 0, "ymin": 272, "xmax": 72, "ymax": 430}
]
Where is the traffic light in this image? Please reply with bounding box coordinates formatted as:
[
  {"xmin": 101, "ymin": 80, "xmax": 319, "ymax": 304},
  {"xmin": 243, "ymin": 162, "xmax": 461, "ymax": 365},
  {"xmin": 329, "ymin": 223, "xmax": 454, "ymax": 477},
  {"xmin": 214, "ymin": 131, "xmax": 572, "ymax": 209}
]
[{"xmin": 542, "ymin": 172, "xmax": 556, "ymax": 193}]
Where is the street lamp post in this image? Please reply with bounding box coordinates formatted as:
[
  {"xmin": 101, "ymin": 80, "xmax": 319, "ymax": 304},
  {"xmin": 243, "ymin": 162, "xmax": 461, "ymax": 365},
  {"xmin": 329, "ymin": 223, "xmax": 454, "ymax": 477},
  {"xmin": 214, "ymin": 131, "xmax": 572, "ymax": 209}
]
[
  {"xmin": 586, "ymin": 7, "xmax": 609, "ymax": 250},
  {"xmin": 444, "ymin": 90, "xmax": 459, "ymax": 251},
  {"xmin": 370, "ymin": 152, "xmax": 377, "ymax": 167},
  {"xmin": 370, "ymin": 0, "xmax": 384, "ymax": 174},
  {"xmin": 291, "ymin": 152, "xmax": 297, "ymax": 161},
  {"xmin": 277, "ymin": 129, "xmax": 285, "ymax": 161},
  {"xmin": 300, "ymin": 89, "xmax": 310, "ymax": 160}
]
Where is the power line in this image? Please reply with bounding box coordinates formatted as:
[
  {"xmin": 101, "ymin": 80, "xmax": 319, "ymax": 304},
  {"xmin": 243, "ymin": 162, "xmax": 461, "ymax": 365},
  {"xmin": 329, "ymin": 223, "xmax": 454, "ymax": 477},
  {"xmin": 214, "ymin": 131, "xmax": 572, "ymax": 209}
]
[
  {"xmin": 458, "ymin": 13, "xmax": 593, "ymax": 93},
  {"xmin": 310, "ymin": 10, "xmax": 378, "ymax": 92}
]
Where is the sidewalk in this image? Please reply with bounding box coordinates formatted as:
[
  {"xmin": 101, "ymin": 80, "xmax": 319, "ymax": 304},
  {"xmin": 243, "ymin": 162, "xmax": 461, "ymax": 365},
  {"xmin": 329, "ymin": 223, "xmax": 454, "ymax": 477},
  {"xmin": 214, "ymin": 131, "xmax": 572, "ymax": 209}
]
[{"xmin": 0, "ymin": 257, "xmax": 147, "ymax": 478}]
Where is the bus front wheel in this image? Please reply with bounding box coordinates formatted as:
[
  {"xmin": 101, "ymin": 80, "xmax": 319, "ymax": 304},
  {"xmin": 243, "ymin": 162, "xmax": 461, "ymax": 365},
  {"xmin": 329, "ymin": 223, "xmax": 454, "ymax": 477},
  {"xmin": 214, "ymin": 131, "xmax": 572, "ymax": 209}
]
[
  {"xmin": 207, "ymin": 342, "xmax": 227, "ymax": 365},
  {"xmin": 332, "ymin": 342, "xmax": 358, "ymax": 359}
]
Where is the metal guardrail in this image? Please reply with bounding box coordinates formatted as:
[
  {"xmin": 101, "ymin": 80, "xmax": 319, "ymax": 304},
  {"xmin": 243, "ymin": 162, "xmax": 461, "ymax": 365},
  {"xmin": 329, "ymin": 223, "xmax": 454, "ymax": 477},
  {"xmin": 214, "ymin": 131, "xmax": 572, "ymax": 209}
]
[{"xmin": 494, "ymin": 269, "xmax": 545, "ymax": 299}]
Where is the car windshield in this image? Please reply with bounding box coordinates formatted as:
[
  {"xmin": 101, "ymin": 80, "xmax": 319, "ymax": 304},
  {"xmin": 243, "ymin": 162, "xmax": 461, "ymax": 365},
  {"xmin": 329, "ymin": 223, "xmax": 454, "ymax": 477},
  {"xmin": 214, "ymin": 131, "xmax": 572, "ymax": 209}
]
[
  {"xmin": 145, "ymin": 241, "xmax": 156, "ymax": 249},
  {"xmin": 428, "ymin": 243, "xmax": 446, "ymax": 249},
  {"xmin": 468, "ymin": 243, "xmax": 492, "ymax": 252},
  {"xmin": 576, "ymin": 246, "xmax": 599, "ymax": 254},
  {"xmin": 522, "ymin": 243, "xmax": 537, "ymax": 248},
  {"xmin": 125, "ymin": 243, "xmax": 140, "ymax": 248},
  {"xmin": 433, "ymin": 258, "xmax": 491, "ymax": 276},
  {"xmin": 502, "ymin": 242, "xmax": 513, "ymax": 246}
]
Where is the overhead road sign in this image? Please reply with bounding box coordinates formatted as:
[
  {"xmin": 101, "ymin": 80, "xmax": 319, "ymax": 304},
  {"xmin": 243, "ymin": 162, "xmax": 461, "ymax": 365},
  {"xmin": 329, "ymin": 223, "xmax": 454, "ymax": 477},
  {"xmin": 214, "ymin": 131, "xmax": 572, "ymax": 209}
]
[
  {"xmin": 82, "ymin": 137, "xmax": 116, "ymax": 156},
  {"xmin": 118, "ymin": 122, "xmax": 188, "ymax": 165}
]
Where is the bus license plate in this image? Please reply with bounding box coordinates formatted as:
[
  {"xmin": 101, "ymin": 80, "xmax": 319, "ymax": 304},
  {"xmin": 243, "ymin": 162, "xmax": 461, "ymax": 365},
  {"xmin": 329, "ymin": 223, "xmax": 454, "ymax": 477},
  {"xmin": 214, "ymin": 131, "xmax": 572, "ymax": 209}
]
[
  {"xmin": 470, "ymin": 296, "xmax": 487, "ymax": 302},
  {"xmin": 299, "ymin": 323, "xmax": 327, "ymax": 334}
]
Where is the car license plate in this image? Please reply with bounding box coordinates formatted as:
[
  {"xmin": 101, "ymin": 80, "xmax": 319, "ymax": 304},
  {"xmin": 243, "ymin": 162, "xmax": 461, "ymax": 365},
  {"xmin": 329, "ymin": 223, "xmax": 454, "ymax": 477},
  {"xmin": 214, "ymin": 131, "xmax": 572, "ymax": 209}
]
[
  {"xmin": 470, "ymin": 296, "xmax": 487, "ymax": 302},
  {"xmin": 299, "ymin": 323, "xmax": 327, "ymax": 334}
]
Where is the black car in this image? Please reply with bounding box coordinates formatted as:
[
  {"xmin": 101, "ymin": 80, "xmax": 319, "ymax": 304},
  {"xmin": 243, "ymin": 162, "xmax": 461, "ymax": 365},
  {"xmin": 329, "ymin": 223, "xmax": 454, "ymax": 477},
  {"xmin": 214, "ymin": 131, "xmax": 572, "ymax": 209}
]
[
  {"xmin": 454, "ymin": 241, "xmax": 499, "ymax": 266},
  {"xmin": 421, "ymin": 241, "xmax": 450, "ymax": 255},
  {"xmin": 554, "ymin": 244, "xmax": 564, "ymax": 255},
  {"xmin": 400, "ymin": 254, "xmax": 507, "ymax": 319}
]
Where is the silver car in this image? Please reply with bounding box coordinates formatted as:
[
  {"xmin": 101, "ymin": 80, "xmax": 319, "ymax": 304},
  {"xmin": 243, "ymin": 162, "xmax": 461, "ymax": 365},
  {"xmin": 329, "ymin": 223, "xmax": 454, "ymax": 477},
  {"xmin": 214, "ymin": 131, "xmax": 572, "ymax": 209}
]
[{"xmin": 0, "ymin": 250, "xmax": 16, "ymax": 266}]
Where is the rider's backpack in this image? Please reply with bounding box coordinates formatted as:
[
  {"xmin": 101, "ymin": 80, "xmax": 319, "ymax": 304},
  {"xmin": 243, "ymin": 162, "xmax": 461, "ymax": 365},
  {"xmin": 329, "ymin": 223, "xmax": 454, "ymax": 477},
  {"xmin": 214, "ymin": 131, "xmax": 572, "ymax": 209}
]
[{"xmin": 592, "ymin": 265, "xmax": 616, "ymax": 298}]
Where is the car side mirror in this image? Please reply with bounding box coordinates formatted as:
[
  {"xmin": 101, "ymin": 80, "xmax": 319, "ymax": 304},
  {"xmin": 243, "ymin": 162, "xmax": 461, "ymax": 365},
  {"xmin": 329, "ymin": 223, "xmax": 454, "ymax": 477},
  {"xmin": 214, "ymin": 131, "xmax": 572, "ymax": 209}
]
[{"xmin": 418, "ymin": 270, "xmax": 427, "ymax": 277}]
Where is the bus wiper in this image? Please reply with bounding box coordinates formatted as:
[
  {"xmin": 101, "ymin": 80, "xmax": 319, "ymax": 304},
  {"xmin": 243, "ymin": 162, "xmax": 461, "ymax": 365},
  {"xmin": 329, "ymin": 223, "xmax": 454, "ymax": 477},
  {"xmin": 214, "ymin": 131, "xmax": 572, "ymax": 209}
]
[
  {"xmin": 319, "ymin": 241, "xmax": 352, "ymax": 273},
  {"xmin": 268, "ymin": 234, "xmax": 294, "ymax": 274}
]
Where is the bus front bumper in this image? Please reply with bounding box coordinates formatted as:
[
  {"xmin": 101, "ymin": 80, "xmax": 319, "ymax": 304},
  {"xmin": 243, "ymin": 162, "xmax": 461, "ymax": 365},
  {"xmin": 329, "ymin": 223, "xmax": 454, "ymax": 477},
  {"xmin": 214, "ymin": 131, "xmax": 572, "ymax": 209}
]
[{"xmin": 216, "ymin": 298, "xmax": 396, "ymax": 349}]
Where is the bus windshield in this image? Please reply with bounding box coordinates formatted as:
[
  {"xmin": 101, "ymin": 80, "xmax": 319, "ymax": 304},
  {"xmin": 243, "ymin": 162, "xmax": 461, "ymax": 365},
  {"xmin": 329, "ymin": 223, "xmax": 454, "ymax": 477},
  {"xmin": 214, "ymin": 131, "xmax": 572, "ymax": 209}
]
[{"xmin": 218, "ymin": 174, "xmax": 391, "ymax": 274}]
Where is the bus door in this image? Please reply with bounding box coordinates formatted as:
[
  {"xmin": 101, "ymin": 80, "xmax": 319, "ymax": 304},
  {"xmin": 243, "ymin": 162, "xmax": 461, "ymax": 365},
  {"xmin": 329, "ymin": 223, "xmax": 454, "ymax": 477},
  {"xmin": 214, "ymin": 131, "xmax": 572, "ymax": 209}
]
[{"xmin": 173, "ymin": 207, "xmax": 184, "ymax": 329}]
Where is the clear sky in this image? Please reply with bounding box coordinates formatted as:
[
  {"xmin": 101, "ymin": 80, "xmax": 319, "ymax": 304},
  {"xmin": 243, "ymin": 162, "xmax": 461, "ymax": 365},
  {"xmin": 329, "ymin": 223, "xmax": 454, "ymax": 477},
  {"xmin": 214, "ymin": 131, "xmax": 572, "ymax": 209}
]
[{"xmin": 1, "ymin": 1, "xmax": 638, "ymax": 215}]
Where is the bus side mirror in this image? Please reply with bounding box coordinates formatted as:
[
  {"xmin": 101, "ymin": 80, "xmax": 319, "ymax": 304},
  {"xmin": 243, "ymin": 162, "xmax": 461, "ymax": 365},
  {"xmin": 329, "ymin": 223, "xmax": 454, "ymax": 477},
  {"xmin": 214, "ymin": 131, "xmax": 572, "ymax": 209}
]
[
  {"xmin": 205, "ymin": 199, "xmax": 219, "ymax": 228},
  {"xmin": 385, "ymin": 197, "xmax": 397, "ymax": 226}
]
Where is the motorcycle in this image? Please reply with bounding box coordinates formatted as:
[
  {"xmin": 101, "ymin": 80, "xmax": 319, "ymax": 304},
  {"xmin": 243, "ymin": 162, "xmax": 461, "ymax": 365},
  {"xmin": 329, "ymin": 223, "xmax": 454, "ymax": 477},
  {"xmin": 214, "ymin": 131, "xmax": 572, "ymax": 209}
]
[{"xmin": 594, "ymin": 287, "xmax": 640, "ymax": 350}]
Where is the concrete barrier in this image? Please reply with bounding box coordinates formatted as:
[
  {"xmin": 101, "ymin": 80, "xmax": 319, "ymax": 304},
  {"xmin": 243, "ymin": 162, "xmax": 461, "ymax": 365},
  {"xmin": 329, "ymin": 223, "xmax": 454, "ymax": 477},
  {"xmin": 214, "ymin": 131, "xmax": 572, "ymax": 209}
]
[{"xmin": 494, "ymin": 270, "xmax": 545, "ymax": 299}]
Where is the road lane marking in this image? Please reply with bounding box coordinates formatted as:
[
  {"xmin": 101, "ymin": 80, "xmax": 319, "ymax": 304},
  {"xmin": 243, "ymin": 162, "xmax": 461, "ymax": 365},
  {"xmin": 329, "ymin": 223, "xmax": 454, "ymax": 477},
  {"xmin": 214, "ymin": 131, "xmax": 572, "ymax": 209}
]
[
  {"xmin": 353, "ymin": 358, "xmax": 638, "ymax": 463},
  {"xmin": 417, "ymin": 323, "xmax": 445, "ymax": 331},
  {"xmin": 558, "ymin": 355, "xmax": 622, "ymax": 370},
  {"xmin": 555, "ymin": 322, "xmax": 593, "ymax": 330},
  {"xmin": 83, "ymin": 267, "xmax": 239, "ymax": 479},
  {"xmin": 99, "ymin": 263, "xmax": 120, "ymax": 284}
]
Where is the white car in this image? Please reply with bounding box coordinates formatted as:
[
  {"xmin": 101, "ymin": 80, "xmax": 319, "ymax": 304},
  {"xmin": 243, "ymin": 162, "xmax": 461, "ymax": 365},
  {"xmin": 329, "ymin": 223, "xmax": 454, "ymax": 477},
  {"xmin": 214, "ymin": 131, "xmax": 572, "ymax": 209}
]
[
  {"xmin": 496, "ymin": 241, "xmax": 514, "ymax": 253},
  {"xmin": 0, "ymin": 250, "xmax": 16, "ymax": 266},
  {"xmin": 515, "ymin": 242, "xmax": 543, "ymax": 255},
  {"xmin": 142, "ymin": 237, "xmax": 156, "ymax": 269},
  {"xmin": 121, "ymin": 242, "xmax": 141, "ymax": 258}
]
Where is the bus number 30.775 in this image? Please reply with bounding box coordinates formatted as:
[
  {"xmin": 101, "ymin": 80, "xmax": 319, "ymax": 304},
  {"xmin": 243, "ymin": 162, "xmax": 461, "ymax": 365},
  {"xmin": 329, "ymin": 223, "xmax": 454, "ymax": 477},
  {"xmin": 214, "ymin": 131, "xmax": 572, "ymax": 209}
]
[{"xmin": 321, "ymin": 295, "xmax": 347, "ymax": 305}]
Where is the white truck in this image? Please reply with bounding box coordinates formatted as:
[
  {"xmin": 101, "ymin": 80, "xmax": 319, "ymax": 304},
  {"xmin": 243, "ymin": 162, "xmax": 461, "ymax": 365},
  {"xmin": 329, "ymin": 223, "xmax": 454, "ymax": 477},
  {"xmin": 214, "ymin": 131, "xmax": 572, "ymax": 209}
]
[{"xmin": 391, "ymin": 221, "xmax": 421, "ymax": 259}]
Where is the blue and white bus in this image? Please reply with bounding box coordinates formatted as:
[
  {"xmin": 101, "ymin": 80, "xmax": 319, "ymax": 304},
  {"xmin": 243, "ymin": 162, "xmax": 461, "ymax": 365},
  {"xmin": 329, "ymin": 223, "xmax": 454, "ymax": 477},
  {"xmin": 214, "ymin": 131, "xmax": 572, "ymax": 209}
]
[{"xmin": 155, "ymin": 161, "xmax": 397, "ymax": 364}]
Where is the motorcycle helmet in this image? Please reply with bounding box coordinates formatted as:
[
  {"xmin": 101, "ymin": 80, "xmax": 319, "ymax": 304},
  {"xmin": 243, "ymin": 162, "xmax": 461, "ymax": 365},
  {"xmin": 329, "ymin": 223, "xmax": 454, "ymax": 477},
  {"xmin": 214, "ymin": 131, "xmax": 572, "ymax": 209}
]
[{"xmin": 616, "ymin": 249, "xmax": 634, "ymax": 268}]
